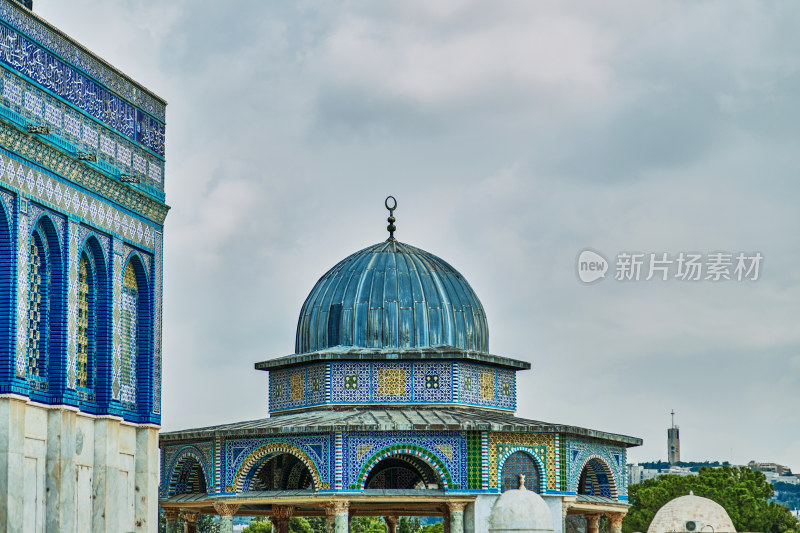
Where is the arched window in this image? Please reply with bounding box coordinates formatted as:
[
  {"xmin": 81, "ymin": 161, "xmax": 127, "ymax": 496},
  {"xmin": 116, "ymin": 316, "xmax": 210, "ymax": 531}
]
[
  {"xmin": 27, "ymin": 226, "xmax": 49, "ymax": 381},
  {"xmin": 120, "ymin": 261, "xmax": 138, "ymax": 405},
  {"xmin": 501, "ymin": 451, "xmax": 541, "ymax": 493},
  {"xmin": 77, "ymin": 252, "xmax": 96, "ymax": 390}
]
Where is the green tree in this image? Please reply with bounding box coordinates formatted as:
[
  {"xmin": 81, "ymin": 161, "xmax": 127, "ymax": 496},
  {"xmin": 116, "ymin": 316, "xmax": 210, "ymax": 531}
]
[
  {"xmin": 417, "ymin": 523, "xmax": 443, "ymax": 533},
  {"xmin": 243, "ymin": 517, "xmax": 272, "ymax": 533},
  {"xmin": 350, "ymin": 516, "xmax": 386, "ymax": 533},
  {"xmin": 623, "ymin": 466, "xmax": 800, "ymax": 533},
  {"xmin": 198, "ymin": 514, "xmax": 220, "ymax": 533},
  {"xmin": 306, "ymin": 516, "xmax": 327, "ymax": 533}
]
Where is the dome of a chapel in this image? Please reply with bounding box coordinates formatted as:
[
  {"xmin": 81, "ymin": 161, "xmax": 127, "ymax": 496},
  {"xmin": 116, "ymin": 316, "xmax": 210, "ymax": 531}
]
[
  {"xmin": 295, "ymin": 240, "xmax": 489, "ymax": 355},
  {"xmin": 489, "ymin": 482, "xmax": 554, "ymax": 533},
  {"xmin": 647, "ymin": 493, "xmax": 736, "ymax": 533}
]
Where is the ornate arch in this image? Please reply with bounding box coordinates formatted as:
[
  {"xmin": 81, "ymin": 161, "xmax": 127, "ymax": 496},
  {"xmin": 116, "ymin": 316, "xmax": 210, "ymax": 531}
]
[
  {"xmin": 166, "ymin": 446, "xmax": 213, "ymax": 496},
  {"xmin": 356, "ymin": 444, "xmax": 454, "ymax": 490},
  {"xmin": 231, "ymin": 442, "xmax": 322, "ymax": 492},
  {"xmin": 497, "ymin": 447, "xmax": 547, "ymax": 493},
  {"xmin": 575, "ymin": 454, "xmax": 617, "ymax": 499}
]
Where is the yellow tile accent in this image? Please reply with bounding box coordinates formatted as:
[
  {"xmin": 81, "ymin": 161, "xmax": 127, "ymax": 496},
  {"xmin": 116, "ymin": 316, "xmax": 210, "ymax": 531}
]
[
  {"xmin": 488, "ymin": 433, "xmax": 556, "ymax": 490},
  {"xmin": 290, "ymin": 374, "xmax": 304, "ymax": 401},
  {"xmin": 356, "ymin": 444, "xmax": 374, "ymax": 462},
  {"xmin": 479, "ymin": 371, "xmax": 494, "ymax": 400},
  {"xmin": 378, "ymin": 368, "xmax": 406, "ymax": 396},
  {"xmin": 435, "ymin": 444, "xmax": 453, "ymax": 461}
]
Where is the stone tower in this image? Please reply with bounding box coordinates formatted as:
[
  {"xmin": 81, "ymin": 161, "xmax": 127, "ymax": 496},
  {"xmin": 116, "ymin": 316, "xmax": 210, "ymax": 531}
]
[{"xmin": 668, "ymin": 410, "xmax": 680, "ymax": 464}]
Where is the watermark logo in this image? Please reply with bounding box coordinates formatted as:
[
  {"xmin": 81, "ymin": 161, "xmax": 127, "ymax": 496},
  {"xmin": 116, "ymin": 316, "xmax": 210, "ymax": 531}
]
[
  {"xmin": 577, "ymin": 249, "xmax": 609, "ymax": 284},
  {"xmin": 577, "ymin": 250, "xmax": 763, "ymax": 284}
]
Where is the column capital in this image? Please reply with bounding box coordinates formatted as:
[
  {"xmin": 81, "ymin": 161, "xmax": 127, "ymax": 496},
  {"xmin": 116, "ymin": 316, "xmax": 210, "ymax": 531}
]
[
  {"xmin": 272, "ymin": 505, "xmax": 295, "ymax": 520},
  {"xmin": 607, "ymin": 512, "xmax": 625, "ymax": 530},
  {"xmin": 180, "ymin": 510, "xmax": 199, "ymax": 524},
  {"xmin": 213, "ymin": 502, "xmax": 241, "ymax": 517},
  {"xmin": 384, "ymin": 516, "xmax": 398, "ymax": 525},
  {"xmin": 325, "ymin": 500, "xmax": 350, "ymax": 515},
  {"xmin": 447, "ymin": 502, "xmax": 468, "ymax": 513},
  {"xmin": 163, "ymin": 508, "xmax": 180, "ymax": 521}
]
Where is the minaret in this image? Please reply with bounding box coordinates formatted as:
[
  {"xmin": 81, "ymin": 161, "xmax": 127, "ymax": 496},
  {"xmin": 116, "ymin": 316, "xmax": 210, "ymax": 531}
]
[{"xmin": 668, "ymin": 410, "xmax": 681, "ymax": 464}]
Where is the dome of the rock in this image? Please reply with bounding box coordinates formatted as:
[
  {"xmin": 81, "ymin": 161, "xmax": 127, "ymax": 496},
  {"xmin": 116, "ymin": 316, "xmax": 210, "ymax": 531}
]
[{"xmin": 295, "ymin": 240, "xmax": 488, "ymax": 354}]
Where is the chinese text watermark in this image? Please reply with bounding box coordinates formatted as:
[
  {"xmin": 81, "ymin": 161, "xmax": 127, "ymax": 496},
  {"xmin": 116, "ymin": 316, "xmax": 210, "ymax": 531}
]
[{"xmin": 577, "ymin": 250, "xmax": 762, "ymax": 284}]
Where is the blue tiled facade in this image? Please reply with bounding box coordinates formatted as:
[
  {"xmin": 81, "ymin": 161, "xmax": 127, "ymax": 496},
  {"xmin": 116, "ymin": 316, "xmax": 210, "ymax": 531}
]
[{"xmin": 0, "ymin": 1, "xmax": 167, "ymax": 425}]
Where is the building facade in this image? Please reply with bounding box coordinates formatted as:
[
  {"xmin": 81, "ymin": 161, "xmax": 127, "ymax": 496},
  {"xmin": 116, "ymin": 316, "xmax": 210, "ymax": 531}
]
[
  {"xmin": 159, "ymin": 204, "xmax": 641, "ymax": 533},
  {"xmin": 0, "ymin": 1, "xmax": 167, "ymax": 531}
]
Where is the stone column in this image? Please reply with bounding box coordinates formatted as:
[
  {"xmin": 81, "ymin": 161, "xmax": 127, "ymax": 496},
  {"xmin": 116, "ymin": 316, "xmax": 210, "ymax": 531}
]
[
  {"xmin": 214, "ymin": 503, "xmax": 241, "ymax": 533},
  {"xmin": 448, "ymin": 502, "xmax": 467, "ymax": 533},
  {"xmin": 164, "ymin": 508, "xmax": 180, "ymax": 533},
  {"xmin": 45, "ymin": 407, "xmax": 78, "ymax": 533},
  {"xmin": 271, "ymin": 505, "xmax": 295, "ymax": 533},
  {"xmin": 325, "ymin": 501, "xmax": 349, "ymax": 533},
  {"xmin": 384, "ymin": 516, "xmax": 398, "ymax": 533},
  {"xmin": 180, "ymin": 510, "xmax": 199, "ymax": 533},
  {"xmin": 607, "ymin": 512, "xmax": 624, "ymax": 533},
  {"xmin": 585, "ymin": 513, "xmax": 601, "ymax": 533},
  {"xmin": 0, "ymin": 396, "xmax": 26, "ymax": 533},
  {"xmin": 135, "ymin": 426, "xmax": 160, "ymax": 533},
  {"xmin": 93, "ymin": 416, "xmax": 122, "ymax": 533}
]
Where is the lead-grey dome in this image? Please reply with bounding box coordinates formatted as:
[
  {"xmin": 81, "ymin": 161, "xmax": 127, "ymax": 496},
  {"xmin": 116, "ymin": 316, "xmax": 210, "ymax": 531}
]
[{"xmin": 296, "ymin": 240, "xmax": 489, "ymax": 354}]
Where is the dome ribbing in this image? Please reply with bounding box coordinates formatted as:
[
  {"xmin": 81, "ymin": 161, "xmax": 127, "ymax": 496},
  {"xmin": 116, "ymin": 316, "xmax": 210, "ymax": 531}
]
[{"xmin": 295, "ymin": 241, "xmax": 489, "ymax": 354}]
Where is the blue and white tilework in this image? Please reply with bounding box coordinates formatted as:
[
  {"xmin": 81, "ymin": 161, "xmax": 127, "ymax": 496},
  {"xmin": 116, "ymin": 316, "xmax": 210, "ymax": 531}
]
[
  {"xmin": 161, "ymin": 442, "xmax": 214, "ymax": 497},
  {"xmin": 0, "ymin": 67, "xmax": 165, "ymax": 191},
  {"xmin": 342, "ymin": 431, "xmax": 467, "ymax": 490},
  {"xmin": 330, "ymin": 362, "xmax": 371, "ymax": 403},
  {"xmin": 223, "ymin": 435, "xmax": 332, "ymax": 490},
  {"xmin": 111, "ymin": 242, "xmax": 122, "ymax": 402},
  {"xmin": 566, "ymin": 439, "xmax": 627, "ymax": 498},
  {"xmin": 0, "ymin": 17, "xmax": 165, "ymax": 155},
  {"xmin": 0, "ymin": 1, "xmax": 165, "ymax": 120},
  {"xmin": 152, "ymin": 231, "xmax": 163, "ymax": 416},
  {"xmin": 412, "ymin": 361, "xmax": 452, "ymax": 403},
  {"xmin": 496, "ymin": 369, "xmax": 516, "ymax": 410},
  {"xmin": 66, "ymin": 220, "xmax": 79, "ymax": 390}
]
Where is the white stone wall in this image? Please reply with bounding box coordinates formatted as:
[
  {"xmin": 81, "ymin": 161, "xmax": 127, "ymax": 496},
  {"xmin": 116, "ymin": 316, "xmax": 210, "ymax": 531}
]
[{"xmin": 0, "ymin": 395, "xmax": 159, "ymax": 533}]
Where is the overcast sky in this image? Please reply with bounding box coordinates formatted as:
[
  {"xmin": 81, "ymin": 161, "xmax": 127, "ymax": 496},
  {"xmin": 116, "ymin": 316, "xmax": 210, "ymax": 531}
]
[{"xmin": 35, "ymin": 0, "xmax": 799, "ymax": 469}]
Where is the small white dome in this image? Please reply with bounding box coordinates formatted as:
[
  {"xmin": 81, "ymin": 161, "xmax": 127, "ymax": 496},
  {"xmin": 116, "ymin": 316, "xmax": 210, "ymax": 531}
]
[
  {"xmin": 489, "ymin": 485, "xmax": 554, "ymax": 533},
  {"xmin": 647, "ymin": 493, "xmax": 736, "ymax": 533}
]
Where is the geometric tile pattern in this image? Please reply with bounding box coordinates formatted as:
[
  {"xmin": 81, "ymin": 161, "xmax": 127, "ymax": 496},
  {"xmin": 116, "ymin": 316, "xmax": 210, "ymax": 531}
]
[
  {"xmin": 0, "ymin": 1, "xmax": 165, "ymax": 121},
  {"xmin": 497, "ymin": 447, "xmax": 547, "ymax": 493},
  {"xmin": 14, "ymin": 197, "xmax": 27, "ymax": 377},
  {"xmin": 222, "ymin": 435, "xmax": 332, "ymax": 491},
  {"xmin": 342, "ymin": 431, "xmax": 467, "ymax": 490},
  {"xmin": 488, "ymin": 432, "xmax": 556, "ymax": 490},
  {"xmin": 0, "ymin": 66, "xmax": 165, "ymax": 190},
  {"xmin": 466, "ymin": 431, "xmax": 482, "ymax": 489},
  {"xmin": 566, "ymin": 439, "xmax": 626, "ymax": 498},
  {"xmin": 111, "ymin": 243, "xmax": 123, "ymax": 402},
  {"xmin": 0, "ymin": 18, "xmax": 165, "ymax": 156},
  {"xmin": 270, "ymin": 361, "xmax": 515, "ymax": 412},
  {"xmin": 0, "ymin": 151, "xmax": 158, "ymax": 250},
  {"xmin": 119, "ymin": 262, "xmax": 138, "ymax": 408},
  {"xmin": 152, "ymin": 231, "xmax": 163, "ymax": 415}
]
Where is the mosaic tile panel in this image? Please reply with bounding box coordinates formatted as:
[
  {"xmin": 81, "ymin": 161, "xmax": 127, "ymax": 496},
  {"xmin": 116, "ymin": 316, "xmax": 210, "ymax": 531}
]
[
  {"xmin": 66, "ymin": 221, "xmax": 79, "ymax": 390},
  {"xmin": 497, "ymin": 446, "xmax": 548, "ymax": 493},
  {"xmin": 373, "ymin": 362, "xmax": 411, "ymax": 402},
  {"xmin": 0, "ymin": 1, "xmax": 165, "ymax": 120},
  {"xmin": 162, "ymin": 442, "xmax": 214, "ymax": 496},
  {"xmin": 26, "ymin": 224, "xmax": 46, "ymax": 382},
  {"xmin": 488, "ymin": 432, "xmax": 556, "ymax": 491},
  {"xmin": 413, "ymin": 361, "xmax": 452, "ymax": 402},
  {"xmin": 458, "ymin": 363, "xmax": 478, "ymax": 405},
  {"xmin": 152, "ymin": 231, "xmax": 163, "ymax": 415},
  {"xmin": 334, "ymin": 432, "xmax": 343, "ymax": 490},
  {"xmin": 566, "ymin": 439, "xmax": 626, "ymax": 498},
  {"xmin": 0, "ymin": 121, "xmax": 167, "ymax": 224},
  {"xmin": 223, "ymin": 435, "xmax": 332, "ymax": 490},
  {"xmin": 496, "ymin": 368, "xmax": 516, "ymax": 410},
  {"xmin": 331, "ymin": 362, "xmax": 371, "ymax": 403},
  {"xmin": 466, "ymin": 431, "xmax": 482, "ymax": 489},
  {"xmin": 119, "ymin": 261, "xmax": 138, "ymax": 408},
  {"xmin": 14, "ymin": 197, "xmax": 26, "ymax": 377},
  {"xmin": 111, "ymin": 243, "xmax": 122, "ymax": 401},
  {"xmin": 306, "ymin": 363, "xmax": 327, "ymax": 406},
  {"xmin": 0, "ymin": 66, "xmax": 164, "ymax": 190},
  {"xmin": 342, "ymin": 431, "xmax": 467, "ymax": 490},
  {"xmin": 0, "ymin": 152, "xmax": 158, "ymax": 250},
  {"xmin": 479, "ymin": 369, "xmax": 495, "ymax": 403},
  {"xmin": 0, "ymin": 17, "xmax": 165, "ymax": 155}
]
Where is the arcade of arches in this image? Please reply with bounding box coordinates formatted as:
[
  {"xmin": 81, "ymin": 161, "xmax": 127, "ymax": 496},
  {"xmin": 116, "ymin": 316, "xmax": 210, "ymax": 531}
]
[{"xmin": 161, "ymin": 453, "xmax": 628, "ymax": 533}]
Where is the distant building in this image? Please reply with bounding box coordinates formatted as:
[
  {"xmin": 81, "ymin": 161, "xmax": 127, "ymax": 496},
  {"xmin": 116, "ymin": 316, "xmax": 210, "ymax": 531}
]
[
  {"xmin": 748, "ymin": 461, "xmax": 792, "ymax": 475},
  {"xmin": 668, "ymin": 410, "xmax": 680, "ymax": 464}
]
